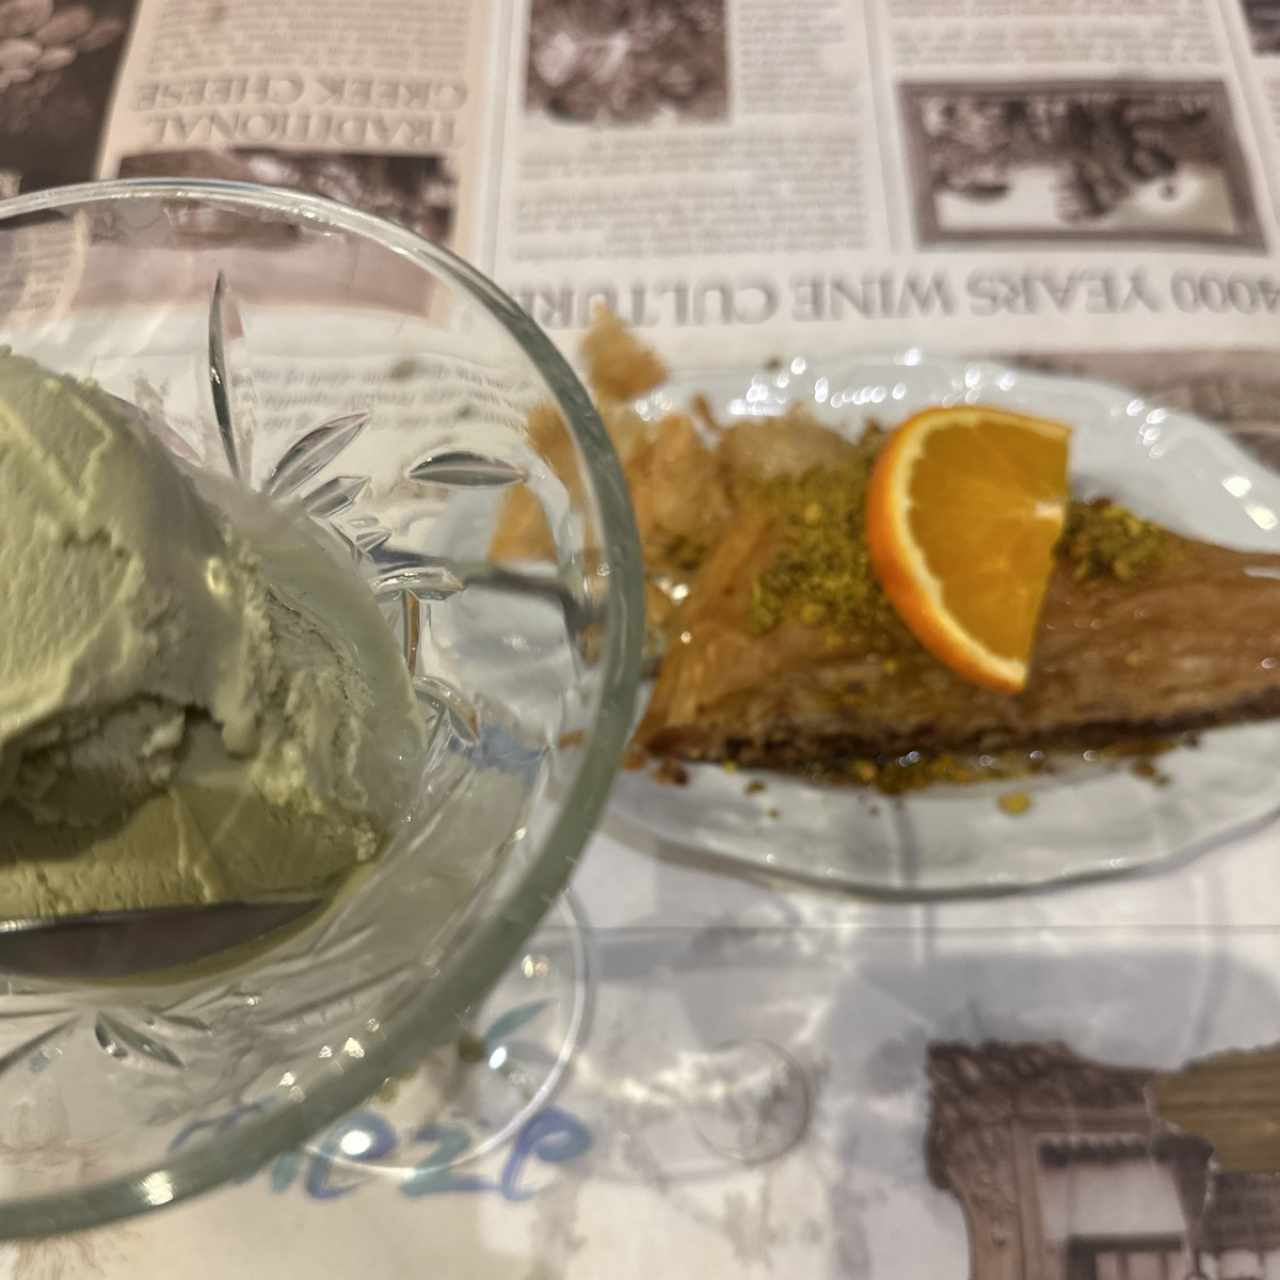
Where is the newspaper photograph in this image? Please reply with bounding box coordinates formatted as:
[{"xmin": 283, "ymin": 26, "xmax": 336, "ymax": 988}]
[
  {"xmin": 897, "ymin": 80, "xmax": 1265, "ymax": 250},
  {"xmin": 524, "ymin": 0, "xmax": 728, "ymax": 126},
  {"xmin": 1241, "ymin": 0, "xmax": 1280, "ymax": 55},
  {"xmin": 0, "ymin": 0, "xmax": 133, "ymax": 195}
]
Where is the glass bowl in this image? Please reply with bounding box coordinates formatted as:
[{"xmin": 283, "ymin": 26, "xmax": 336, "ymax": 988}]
[{"xmin": 0, "ymin": 179, "xmax": 642, "ymax": 1236}]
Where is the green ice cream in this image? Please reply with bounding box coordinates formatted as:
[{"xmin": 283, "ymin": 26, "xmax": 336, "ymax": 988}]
[{"xmin": 0, "ymin": 352, "xmax": 423, "ymax": 916}]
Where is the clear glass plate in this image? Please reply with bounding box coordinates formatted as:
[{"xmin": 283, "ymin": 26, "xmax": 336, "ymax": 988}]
[{"xmin": 609, "ymin": 354, "xmax": 1280, "ymax": 896}]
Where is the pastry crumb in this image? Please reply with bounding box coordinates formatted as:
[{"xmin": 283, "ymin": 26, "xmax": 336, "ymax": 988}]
[
  {"xmin": 998, "ymin": 790, "xmax": 1032, "ymax": 816},
  {"xmin": 654, "ymin": 758, "xmax": 690, "ymax": 786}
]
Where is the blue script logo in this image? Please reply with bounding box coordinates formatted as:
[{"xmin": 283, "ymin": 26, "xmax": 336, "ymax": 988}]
[
  {"xmin": 171, "ymin": 1103, "xmax": 591, "ymax": 1204},
  {"xmin": 168, "ymin": 1000, "xmax": 593, "ymax": 1204}
]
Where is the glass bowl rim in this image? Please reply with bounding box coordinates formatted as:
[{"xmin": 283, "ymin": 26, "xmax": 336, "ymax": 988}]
[{"xmin": 0, "ymin": 177, "xmax": 644, "ymax": 1238}]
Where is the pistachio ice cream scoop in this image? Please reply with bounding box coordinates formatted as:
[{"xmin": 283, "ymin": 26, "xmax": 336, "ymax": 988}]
[{"xmin": 0, "ymin": 351, "xmax": 423, "ymax": 917}]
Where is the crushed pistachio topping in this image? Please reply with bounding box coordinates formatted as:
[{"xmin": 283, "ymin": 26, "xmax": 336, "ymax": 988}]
[
  {"xmin": 747, "ymin": 431, "xmax": 906, "ymax": 641},
  {"xmin": 1060, "ymin": 499, "xmax": 1168, "ymax": 582},
  {"xmin": 749, "ymin": 458, "xmax": 1168, "ymax": 644}
]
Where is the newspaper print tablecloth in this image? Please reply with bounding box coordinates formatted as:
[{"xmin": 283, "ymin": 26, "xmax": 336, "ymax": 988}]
[{"xmin": 4, "ymin": 820, "xmax": 1278, "ymax": 1278}]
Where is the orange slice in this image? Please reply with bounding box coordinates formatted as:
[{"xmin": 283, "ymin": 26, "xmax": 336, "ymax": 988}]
[{"xmin": 866, "ymin": 405, "xmax": 1071, "ymax": 693}]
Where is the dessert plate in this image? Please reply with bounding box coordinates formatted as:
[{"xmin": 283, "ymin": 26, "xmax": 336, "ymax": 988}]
[{"xmin": 607, "ymin": 354, "xmax": 1280, "ymax": 896}]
